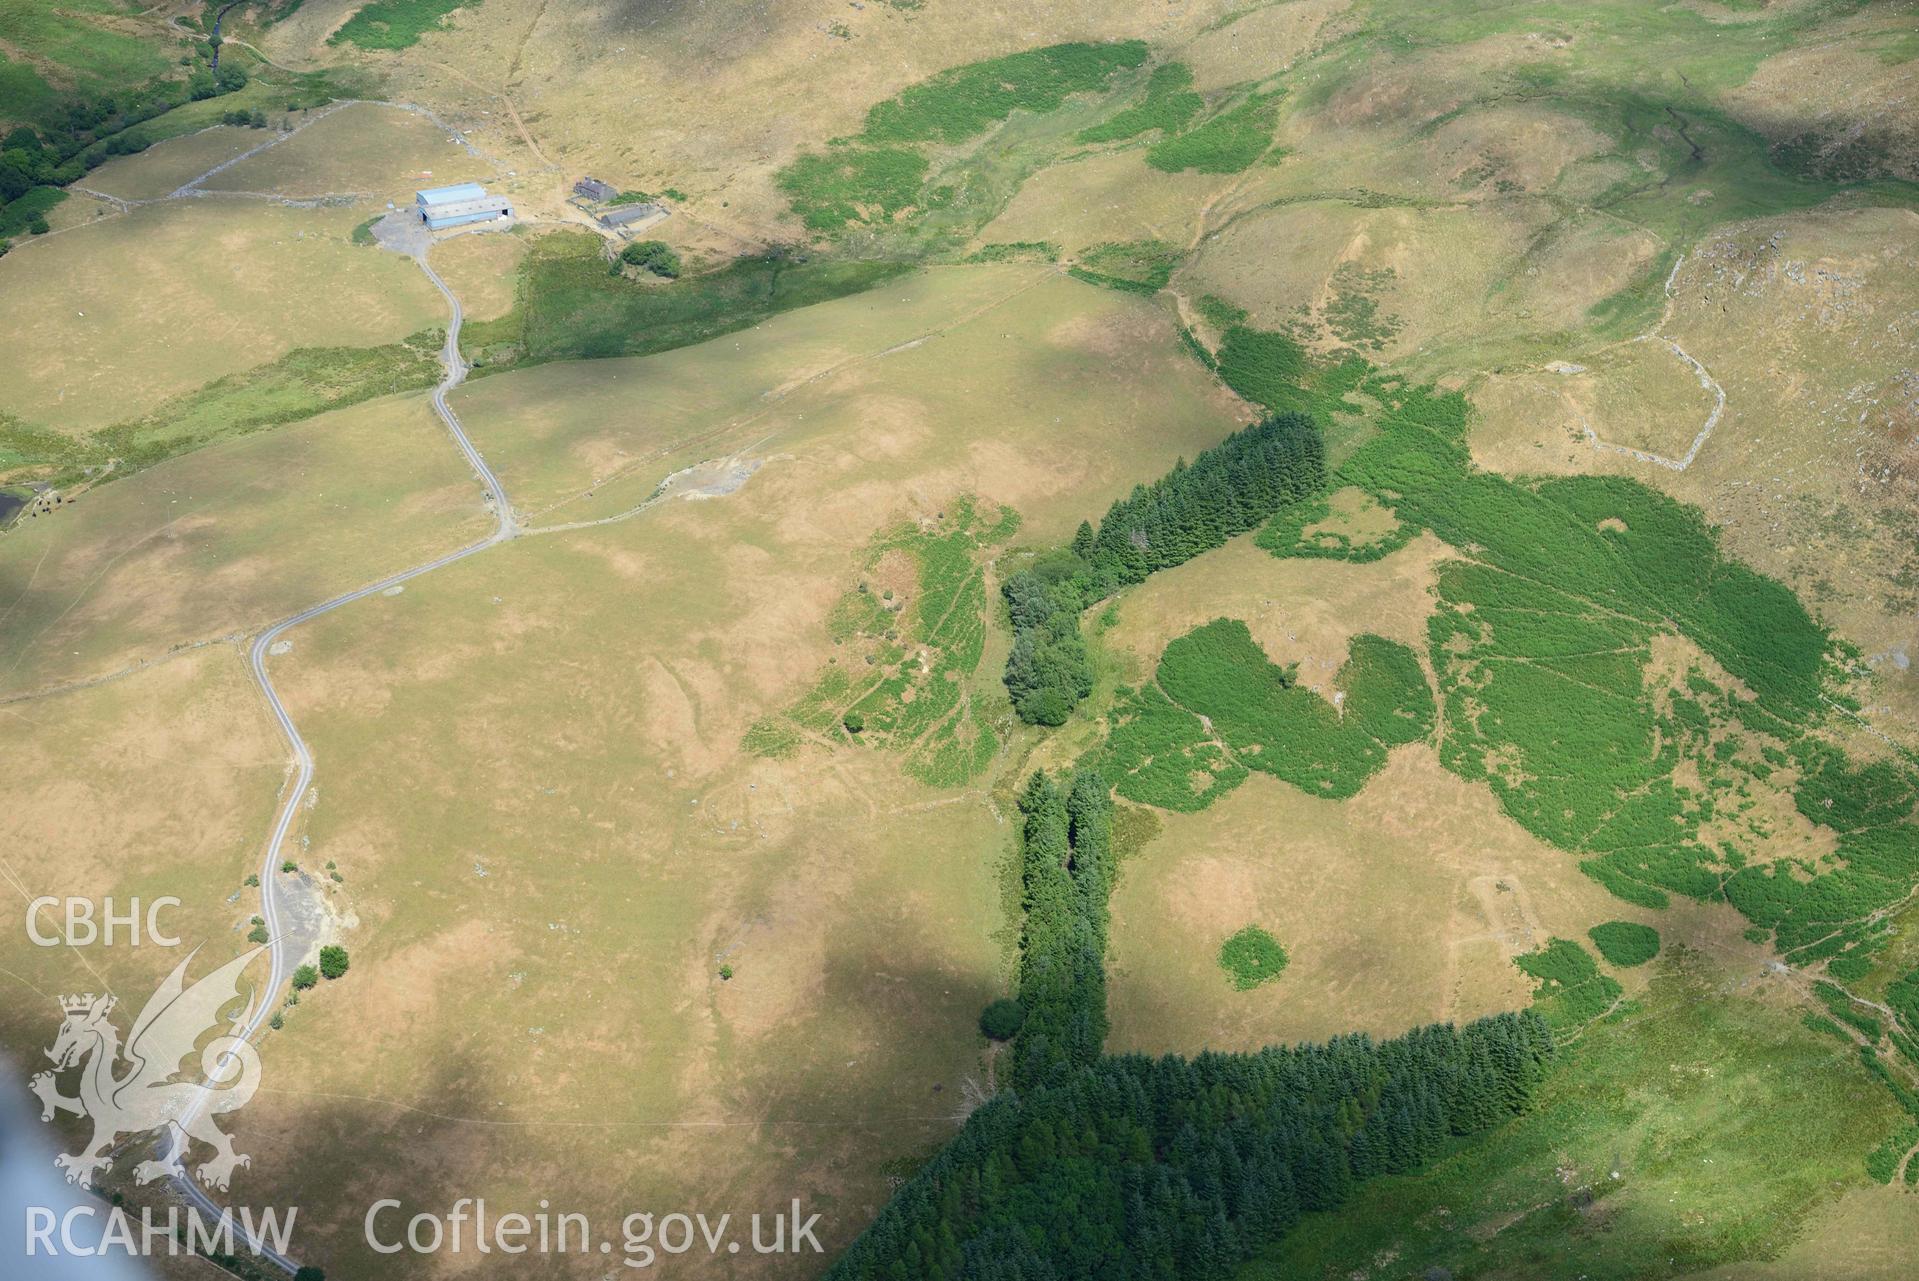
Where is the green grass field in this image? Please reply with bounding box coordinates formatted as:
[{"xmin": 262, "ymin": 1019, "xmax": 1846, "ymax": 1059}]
[
  {"xmin": 0, "ymin": 199, "xmax": 441, "ymax": 437},
  {"xmin": 459, "ymin": 231, "xmax": 912, "ymax": 373},
  {"xmin": 0, "ymin": 0, "xmax": 171, "ymax": 124},
  {"xmin": 1246, "ymin": 947, "xmax": 1910, "ymax": 1281}
]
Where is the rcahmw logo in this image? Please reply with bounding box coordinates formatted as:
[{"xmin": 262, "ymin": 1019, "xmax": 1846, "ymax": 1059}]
[
  {"xmin": 26, "ymin": 1205, "xmax": 296, "ymax": 1260},
  {"xmin": 32, "ymin": 945, "xmax": 265, "ymax": 1191}
]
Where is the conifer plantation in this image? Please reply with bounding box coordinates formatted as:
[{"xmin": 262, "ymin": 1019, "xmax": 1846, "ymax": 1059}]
[
  {"xmin": 827, "ymin": 772, "xmax": 1556, "ymax": 1280},
  {"xmin": 1002, "ymin": 413, "xmax": 1326, "ymax": 725}
]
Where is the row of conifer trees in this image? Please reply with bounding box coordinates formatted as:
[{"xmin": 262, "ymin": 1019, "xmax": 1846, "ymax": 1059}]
[
  {"xmin": 1002, "ymin": 412, "xmax": 1326, "ymax": 724},
  {"xmin": 826, "ymin": 772, "xmax": 1555, "ymax": 1280}
]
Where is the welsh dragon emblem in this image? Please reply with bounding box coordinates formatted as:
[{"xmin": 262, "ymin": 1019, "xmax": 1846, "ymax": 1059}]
[{"xmin": 31, "ymin": 945, "xmax": 265, "ymax": 1192}]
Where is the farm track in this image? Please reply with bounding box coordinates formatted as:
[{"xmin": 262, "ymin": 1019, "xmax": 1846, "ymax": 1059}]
[
  {"xmin": 1560, "ymin": 253, "xmax": 1728, "ymax": 472},
  {"xmin": 65, "ymin": 99, "xmax": 778, "ymax": 1265},
  {"xmin": 156, "ymin": 222, "xmax": 1047, "ymax": 1261},
  {"xmin": 167, "ymin": 234, "xmax": 514, "ymax": 1276}
]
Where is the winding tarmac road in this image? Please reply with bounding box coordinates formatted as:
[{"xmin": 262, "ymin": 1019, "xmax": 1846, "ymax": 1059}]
[{"xmin": 168, "ymin": 242, "xmax": 515, "ymax": 1272}]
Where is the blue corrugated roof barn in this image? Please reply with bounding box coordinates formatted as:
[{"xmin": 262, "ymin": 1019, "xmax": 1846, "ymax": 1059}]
[{"xmin": 415, "ymin": 183, "xmax": 512, "ymax": 230}]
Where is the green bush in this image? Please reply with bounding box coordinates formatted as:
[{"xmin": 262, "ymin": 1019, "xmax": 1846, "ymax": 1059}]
[
  {"xmin": 1813, "ymin": 981, "xmax": 1882, "ymax": 1041},
  {"xmin": 1888, "ymin": 967, "xmax": 1919, "ymax": 1034},
  {"xmin": 1219, "ymin": 926, "xmax": 1288, "ymax": 990},
  {"xmin": 1257, "ymin": 492, "xmax": 1414, "ymax": 564},
  {"xmin": 978, "ymin": 997, "xmax": 1024, "ymax": 1041},
  {"xmin": 290, "ymin": 964, "xmax": 318, "ymax": 991},
  {"xmin": 0, "ymin": 186, "xmax": 64, "ymax": 238},
  {"xmin": 1098, "ymin": 684, "xmax": 1246, "ymax": 811},
  {"xmin": 862, "ymin": 42, "xmax": 1147, "ymax": 143},
  {"xmin": 329, "ymin": 0, "xmax": 473, "ymax": 51},
  {"xmin": 1867, "ymin": 1124, "xmax": 1919, "ymax": 1184},
  {"xmin": 776, "ymin": 146, "xmax": 930, "ymax": 231},
  {"xmin": 1588, "ymin": 921, "xmax": 1661, "ymax": 967},
  {"xmin": 318, "ymin": 945, "xmax": 349, "ymax": 980},
  {"xmin": 1827, "ymin": 950, "xmax": 1875, "ymax": 983},
  {"xmin": 616, "ymin": 238, "xmax": 681, "ymax": 278},
  {"xmin": 1067, "ymin": 239, "xmax": 1179, "ymax": 294},
  {"xmin": 1214, "ymin": 324, "xmax": 1313, "ymax": 413},
  {"xmin": 965, "ymin": 241, "xmax": 1058, "ymax": 263},
  {"xmin": 769, "ymin": 498, "xmax": 1012, "ymax": 786},
  {"xmin": 1147, "ymin": 91, "xmax": 1281, "ymax": 174},
  {"xmin": 1514, "ymin": 939, "xmax": 1621, "ymax": 1033},
  {"xmin": 1155, "ymin": 622, "xmax": 1431, "ymax": 800},
  {"xmin": 742, "ymin": 717, "xmax": 803, "ymax": 759},
  {"xmin": 775, "ymin": 42, "xmax": 1143, "ymax": 233},
  {"xmin": 1078, "ymin": 62, "xmax": 1201, "ymax": 143}
]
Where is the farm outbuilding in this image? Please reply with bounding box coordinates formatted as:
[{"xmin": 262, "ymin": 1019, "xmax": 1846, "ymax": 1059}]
[
  {"xmin": 415, "ymin": 183, "xmax": 513, "ymax": 230},
  {"xmin": 574, "ymin": 176, "xmax": 617, "ymax": 203},
  {"xmin": 599, "ymin": 202, "xmax": 664, "ymax": 229}
]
